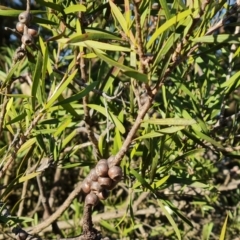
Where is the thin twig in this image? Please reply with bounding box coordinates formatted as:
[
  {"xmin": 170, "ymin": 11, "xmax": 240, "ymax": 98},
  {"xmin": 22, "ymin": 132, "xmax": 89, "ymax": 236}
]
[
  {"xmin": 36, "ymin": 175, "xmax": 64, "ymax": 238},
  {"xmin": 26, "ymin": 0, "xmax": 31, "ymax": 12},
  {"xmin": 0, "ymin": 86, "xmax": 10, "ymax": 138},
  {"xmin": 133, "ymin": 0, "xmax": 146, "ymax": 74},
  {"xmin": 29, "ymin": 181, "xmax": 82, "ymax": 235}
]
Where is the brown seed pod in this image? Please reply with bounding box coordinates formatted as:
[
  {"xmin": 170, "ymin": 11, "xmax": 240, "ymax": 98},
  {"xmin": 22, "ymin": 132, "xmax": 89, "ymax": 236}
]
[
  {"xmin": 16, "ymin": 22, "xmax": 24, "ymax": 33},
  {"xmin": 91, "ymin": 181, "xmax": 103, "ymax": 193},
  {"xmin": 21, "ymin": 34, "xmax": 33, "ymax": 45},
  {"xmin": 18, "ymin": 11, "xmax": 31, "ymax": 25},
  {"xmin": 97, "ymin": 189, "xmax": 110, "ymax": 200},
  {"xmin": 98, "ymin": 177, "xmax": 114, "ymax": 190},
  {"xmin": 81, "ymin": 180, "xmax": 91, "ymax": 194},
  {"xmin": 98, "ymin": 159, "xmax": 108, "ymax": 164},
  {"xmin": 85, "ymin": 192, "xmax": 99, "ymax": 206},
  {"xmin": 89, "ymin": 168, "xmax": 98, "ymax": 181},
  {"xmin": 107, "ymin": 155, "xmax": 115, "ymax": 166},
  {"xmin": 18, "ymin": 230, "xmax": 28, "ymax": 240},
  {"xmin": 28, "ymin": 28, "xmax": 38, "ymax": 37},
  {"xmin": 96, "ymin": 161, "xmax": 109, "ymax": 177},
  {"xmin": 108, "ymin": 166, "xmax": 122, "ymax": 182}
]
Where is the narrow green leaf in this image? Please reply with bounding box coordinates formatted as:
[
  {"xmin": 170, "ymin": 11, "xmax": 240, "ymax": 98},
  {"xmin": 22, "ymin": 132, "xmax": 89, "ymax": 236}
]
[
  {"xmin": 152, "ymin": 175, "xmax": 170, "ymax": 189},
  {"xmin": 100, "ymin": 220, "xmax": 118, "ymax": 233},
  {"xmin": 35, "ymin": 0, "xmax": 63, "ymax": 12},
  {"xmin": 64, "ymin": 4, "xmax": 86, "ymax": 14},
  {"xmin": 173, "ymin": 148, "xmax": 205, "ymax": 161},
  {"xmin": 4, "ymin": 61, "xmax": 20, "ymax": 85},
  {"xmin": 109, "ymin": 0, "xmax": 128, "ymax": 33},
  {"xmin": 6, "ymin": 112, "xmax": 27, "ymax": 125},
  {"xmin": 94, "ymin": 50, "xmax": 148, "ymax": 83},
  {"xmin": 18, "ymin": 172, "xmax": 41, "ymax": 183},
  {"xmin": 192, "ymin": 34, "xmax": 240, "ymax": 44},
  {"xmin": 45, "ymin": 69, "xmax": 78, "ymax": 109},
  {"xmin": 57, "ymin": 95, "xmax": 79, "ymax": 118},
  {"xmin": 130, "ymin": 169, "xmax": 154, "ymax": 192},
  {"xmin": 147, "ymin": 9, "xmax": 192, "ymax": 49},
  {"xmin": 18, "ymin": 138, "xmax": 36, "ymax": 154},
  {"xmin": 33, "ymin": 16, "xmax": 57, "ymax": 25},
  {"xmin": 53, "ymin": 118, "xmax": 71, "ymax": 137},
  {"xmin": 56, "ymin": 81, "xmax": 98, "ymax": 105},
  {"xmin": 219, "ymin": 214, "xmax": 228, "ymax": 240},
  {"xmin": 32, "ymin": 51, "xmax": 43, "ymax": 110},
  {"xmin": 62, "ymin": 30, "xmax": 121, "ymax": 43},
  {"xmin": 158, "ymin": 200, "xmax": 182, "ymax": 240},
  {"xmin": 0, "ymin": 9, "xmax": 45, "ymax": 17},
  {"xmin": 124, "ymin": 71, "xmax": 148, "ymax": 83},
  {"xmin": 70, "ymin": 40, "xmax": 131, "ymax": 52},
  {"xmin": 221, "ymin": 70, "xmax": 240, "ymax": 93},
  {"xmin": 143, "ymin": 118, "xmax": 196, "ymax": 125},
  {"xmin": 152, "ymin": 33, "xmax": 181, "ymax": 68},
  {"xmin": 135, "ymin": 131, "xmax": 163, "ymax": 140},
  {"xmin": 159, "ymin": 0, "xmax": 172, "ymax": 20},
  {"xmin": 88, "ymin": 104, "xmax": 125, "ymax": 134},
  {"xmin": 194, "ymin": 130, "xmax": 223, "ymax": 148},
  {"xmin": 158, "ymin": 126, "xmax": 185, "ymax": 134}
]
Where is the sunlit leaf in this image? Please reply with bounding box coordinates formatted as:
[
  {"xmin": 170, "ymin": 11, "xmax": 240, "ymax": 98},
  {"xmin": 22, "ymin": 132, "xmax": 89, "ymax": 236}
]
[
  {"xmin": 143, "ymin": 118, "xmax": 196, "ymax": 125},
  {"xmin": 88, "ymin": 104, "xmax": 125, "ymax": 134},
  {"xmin": 18, "ymin": 172, "xmax": 41, "ymax": 183},
  {"xmin": 192, "ymin": 34, "xmax": 240, "ymax": 44},
  {"xmin": 64, "ymin": 4, "xmax": 86, "ymax": 14},
  {"xmin": 219, "ymin": 214, "xmax": 228, "ymax": 240},
  {"xmin": 147, "ymin": 9, "xmax": 192, "ymax": 49},
  {"xmin": 158, "ymin": 200, "xmax": 182, "ymax": 240},
  {"xmin": 45, "ymin": 69, "xmax": 78, "ymax": 109}
]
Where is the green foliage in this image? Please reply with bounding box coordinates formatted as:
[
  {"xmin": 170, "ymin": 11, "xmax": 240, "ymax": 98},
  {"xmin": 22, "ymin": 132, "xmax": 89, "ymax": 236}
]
[{"xmin": 0, "ymin": 0, "xmax": 240, "ymax": 239}]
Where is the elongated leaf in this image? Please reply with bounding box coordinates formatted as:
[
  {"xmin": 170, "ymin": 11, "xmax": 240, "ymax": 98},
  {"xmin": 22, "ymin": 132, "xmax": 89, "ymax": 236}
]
[
  {"xmin": 33, "ymin": 16, "xmax": 57, "ymax": 25},
  {"xmin": 100, "ymin": 220, "xmax": 118, "ymax": 233},
  {"xmin": 173, "ymin": 148, "xmax": 205, "ymax": 161},
  {"xmin": 32, "ymin": 51, "xmax": 43, "ymax": 110},
  {"xmin": 159, "ymin": 0, "xmax": 172, "ymax": 21},
  {"xmin": 64, "ymin": 4, "xmax": 86, "ymax": 14},
  {"xmin": 53, "ymin": 118, "xmax": 71, "ymax": 137},
  {"xmin": 70, "ymin": 40, "xmax": 131, "ymax": 52},
  {"xmin": 18, "ymin": 138, "xmax": 36, "ymax": 154},
  {"xmin": 4, "ymin": 61, "xmax": 20, "ymax": 85},
  {"xmin": 147, "ymin": 9, "xmax": 192, "ymax": 49},
  {"xmin": 109, "ymin": 0, "xmax": 128, "ymax": 33},
  {"xmin": 194, "ymin": 130, "xmax": 223, "ymax": 148},
  {"xmin": 45, "ymin": 69, "xmax": 78, "ymax": 109},
  {"xmin": 152, "ymin": 175, "xmax": 170, "ymax": 189},
  {"xmin": 219, "ymin": 214, "xmax": 228, "ymax": 240},
  {"xmin": 63, "ymin": 31, "xmax": 121, "ymax": 43},
  {"xmin": 135, "ymin": 131, "xmax": 163, "ymax": 140},
  {"xmin": 158, "ymin": 126, "xmax": 185, "ymax": 134},
  {"xmin": 56, "ymin": 81, "xmax": 98, "ymax": 105},
  {"xmin": 0, "ymin": 9, "xmax": 45, "ymax": 17},
  {"xmin": 6, "ymin": 112, "xmax": 27, "ymax": 125},
  {"xmin": 158, "ymin": 200, "xmax": 182, "ymax": 240},
  {"xmin": 94, "ymin": 50, "xmax": 148, "ymax": 82},
  {"xmin": 35, "ymin": 0, "xmax": 63, "ymax": 12},
  {"xmin": 192, "ymin": 34, "xmax": 240, "ymax": 44},
  {"xmin": 152, "ymin": 33, "xmax": 181, "ymax": 68},
  {"xmin": 144, "ymin": 118, "xmax": 196, "ymax": 125},
  {"xmin": 221, "ymin": 70, "xmax": 240, "ymax": 93},
  {"xmin": 18, "ymin": 172, "xmax": 41, "ymax": 183},
  {"xmin": 130, "ymin": 169, "xmax": 154, "ymax": 192},
  {"xmin": 88, "ymin": 104, "xmax": 125, "ymax": 134}
]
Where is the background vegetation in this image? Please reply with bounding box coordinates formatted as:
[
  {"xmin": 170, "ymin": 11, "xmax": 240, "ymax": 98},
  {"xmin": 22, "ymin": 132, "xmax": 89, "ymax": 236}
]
[{"xmin": 0, "ymin": 0, "xmax": 240, "ymax": 239}]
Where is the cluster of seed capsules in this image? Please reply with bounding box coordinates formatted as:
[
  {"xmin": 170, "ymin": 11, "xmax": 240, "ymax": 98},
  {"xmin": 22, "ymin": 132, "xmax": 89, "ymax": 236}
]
[
  {"xmin": 15, "ymin": 11, "xmax": 38, "ymax": 47},
  {"xmin": 82, "ymin": 157, "xmax": 122, "ymax": 206}
]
